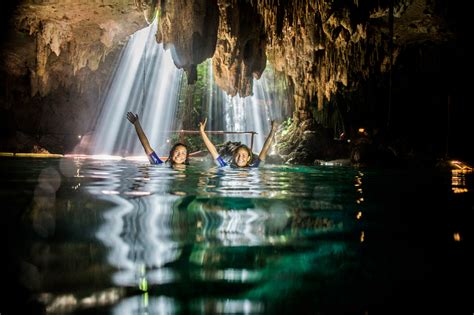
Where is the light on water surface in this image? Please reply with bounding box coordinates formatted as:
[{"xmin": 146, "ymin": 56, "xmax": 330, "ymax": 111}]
[{"xmin": 1, "ymin": 157, "xmax": 473, "ymax": 313}]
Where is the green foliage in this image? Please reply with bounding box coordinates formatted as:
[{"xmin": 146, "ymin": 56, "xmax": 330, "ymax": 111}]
[
  {"xmin": 176, "ymin": 61, "xmax": 210, "ymax": 130},
  {"xmin": 173, "ymin": 60, "xmax": 214, "ymax": 152},
  {"xmin": 280, "ymin": 117, "xmax": 293, "ymax": 136}
]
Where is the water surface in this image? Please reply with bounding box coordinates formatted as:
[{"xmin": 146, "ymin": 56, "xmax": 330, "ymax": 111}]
[{"xmin": 1, "ymin": 157, "xmax": 472, "ymax": 314}]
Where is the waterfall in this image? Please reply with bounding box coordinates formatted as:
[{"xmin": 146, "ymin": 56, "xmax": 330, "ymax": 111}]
[
  {"xmin": 218, "ymin": 66, "xmax": 287, "ymax": 154},
  {"xmin": 91, "ymin": 21, "xmax": 183, "ymax": 156}
]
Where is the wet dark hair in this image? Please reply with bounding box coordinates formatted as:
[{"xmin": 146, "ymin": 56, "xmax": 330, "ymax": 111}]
[
  {"xmin": 166, "ymin": 142, "xmax": 190, "ymax": 165},
  {"xmin": 231, "ymin": 144, "xmax": 252, "ymax": 167}
]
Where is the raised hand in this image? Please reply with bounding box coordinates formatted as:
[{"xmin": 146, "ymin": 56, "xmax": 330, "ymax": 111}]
[
  {"xmin": 127, "ymin": 111, "xmax": 154, "ymax": 155},
  {"xmin": 259, "ymin": 120, "xmax": 278, "ymax": 161},
  {"xmin": 199, "ymin": 118, "xmax": 208, "ymax": 132},
  {"xmin": 126, "ymin": 112, "xmax": 138, "ymax": 124},
  {"xmin": 198, "ymin": 117, "xmax": 219, "ymax": 159}
]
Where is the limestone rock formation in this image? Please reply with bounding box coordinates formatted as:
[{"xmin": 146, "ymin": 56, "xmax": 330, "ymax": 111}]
[
  {"xmin": 212, "ymin": 0, "xmax": 267, "ymax": 97},
  {"xmin": 8, "ymin": 1, "xmax": 145, "ymax": 96},
  {"xmin": 256, "ymin": 0, "xmax": 451, "ymax": 118},
  {"xmin": 0, "ymin": 1, "xmax": 146, "ymax": 152},
  {"xmin": 156, "ymin": 0, "xmax": 219, "ymax": 83},
  {"xmin": 0, "ymin": 0, "xmax": 461, "ymax": 158}
]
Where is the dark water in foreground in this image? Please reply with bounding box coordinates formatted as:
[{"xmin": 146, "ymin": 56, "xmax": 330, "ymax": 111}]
[{"xmin": 0, "ymin": 157, "xmax": 472, "ymax": 314}]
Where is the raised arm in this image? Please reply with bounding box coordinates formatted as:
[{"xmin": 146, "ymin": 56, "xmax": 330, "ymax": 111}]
[
  {"xmin": 199, "ymin": 118, "xmax": 219, "ymax": 160},
  {"xmin": 258, "ymin": 120, "xmax": 278, "ymax": 161},
  {"xmin": 126, "ymin": 112, "xmax": 154, "ymax": 155}
]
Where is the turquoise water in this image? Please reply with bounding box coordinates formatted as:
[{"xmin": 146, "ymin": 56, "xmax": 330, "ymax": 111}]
[{"xmin": 1, "ymin": 157, "xmax": 472, "ymax": 314}]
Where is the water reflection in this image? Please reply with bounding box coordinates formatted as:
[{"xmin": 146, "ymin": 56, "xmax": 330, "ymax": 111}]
[
  {"xmin": 93, "ymin": 171, "xmax": 182, "ymax": 287},
  {"xmin": 180, "ymin": 197, "xmax": 290, "ymax": 247},
  {"xmin": 85, "ymin": 161, "xmax": 354, "ymax": 306},
  {"xmin": 451, "ymin": 169, "xmax": 470, "ymax": 194},
  {"xmin": 5, "ymin": 157, "xmax": 403, "ymax": 314},
  {"xmin": 39, "ymin": 288, "xmax": 124, "ymax": 314},
  {"xmin": 192, "ymin": 298, "xmax": 264, "ymax": 314},
  {"xmin": 111, "ymin": 295, "xmax": 264, "ymax": 315},
  {"xmin": 203, "ymin": 165, "xmax": 331, "ymax": 198},
  {"xmin": 112, "ymin": 295, "xmax": 179, "ymax": 315}
]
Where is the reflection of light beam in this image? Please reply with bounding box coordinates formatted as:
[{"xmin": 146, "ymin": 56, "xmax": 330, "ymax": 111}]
[
  {"xmin": 96, "ymin": 195, "xmax": 136, "ymax": 270},
  {"xmin": 64, "ymin": 154, "xmax": 123, "ymax": 160},
  {"xmin": 124, "ymin": 191, "xmax": 152, "ymax": 196},
  {"xmin": 194, "ymin": 268, "xmax": 262, "ymax": 283},
  {"xmin": 197, "ymin": 206, "xmax": 290, "ymax": 247},
  {"xmin": 102, "ymin": 190, "xmax": 120, "ymax": 195},
  {"xmin": 95, "ymin": 192, "xmax": 181, "ymax": 287},
  {"xmin": 64, "ymin": 154, "xmax": 154, "ymax": 162},
  {"xmin": 193, "ymin": 299, "xmax": 264, "ymax": 314},
  {"xmin": 217, "ymin": 210, "xmax": 264, "ymax": 246},
  {"xmin": 39, "ymin": 288, "xmax": 125, "ymax": 314},
  {"xmin": 112, "ymin": 295, "xmax": 179, "ymax": 315},
  {"xmin": 124, "ymin": 155, "xmax": 150, "ymax": 161}
]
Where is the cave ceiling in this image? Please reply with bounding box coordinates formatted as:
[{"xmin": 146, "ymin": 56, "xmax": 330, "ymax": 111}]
[
  {"xmin": 1, "ymin": 0, "xmax": 453, "ymax": 117},
  {"xmin": 1, "ymin": 0, "xmax": 146, "ymax": 97}
]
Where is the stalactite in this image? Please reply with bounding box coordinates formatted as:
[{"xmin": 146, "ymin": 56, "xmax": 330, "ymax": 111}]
[
  {"xmin": 10, "ymin": 1, "xmax": 145, "ymax": 96},
  {"xmin": 255, "ymin": 0, "xmax": 401, "ymax": 118}
]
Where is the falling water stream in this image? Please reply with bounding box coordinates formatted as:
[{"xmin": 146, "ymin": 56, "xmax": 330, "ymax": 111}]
[
  {"xmin": 91, "ymin": 20, "xmax": 287, "ymax": 158},
  {"xmin": 92, "ymin": 21, "xmax": 183, "ymax": 156},
  {"xmin": 202, "ymin": 62, "xmax": 287, "ymax": 154},
  {"xmin": 221, "ymin": 67, "xmax": 286, "ymax": 153}
]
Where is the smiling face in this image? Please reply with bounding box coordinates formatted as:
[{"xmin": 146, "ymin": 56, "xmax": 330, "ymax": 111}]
[
  {"xmin": 171, "ymin": 145, "xmax": 188, "ymax": 164},
  {"xmin": 233, "ymin": 147, "xmax": 251, "ymax": 167}
]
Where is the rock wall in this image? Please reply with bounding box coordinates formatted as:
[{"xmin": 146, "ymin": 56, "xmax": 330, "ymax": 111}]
[
  {"xmin": 212, "ymin": 0, "xmax": 267, "ymax": 97},
  {"xmin": 0, "ymin": 0, "xmax": 459, "ymax": 159},
  {"xmin": 0, "ymin": 1, "xmax": 146, "ymax": 152},
  {"xmin": 156, "ymin": 0, "xmax": 219, "ymax": 84},
  {"xmin": 9, "ymin": 1, "xmax": 145, "ymax": 96}
]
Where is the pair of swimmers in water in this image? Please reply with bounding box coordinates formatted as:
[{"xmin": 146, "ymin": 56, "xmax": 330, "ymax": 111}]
[{"xmin": 126, "ymin": 112, "xmax": 278, "ymax": 168}]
